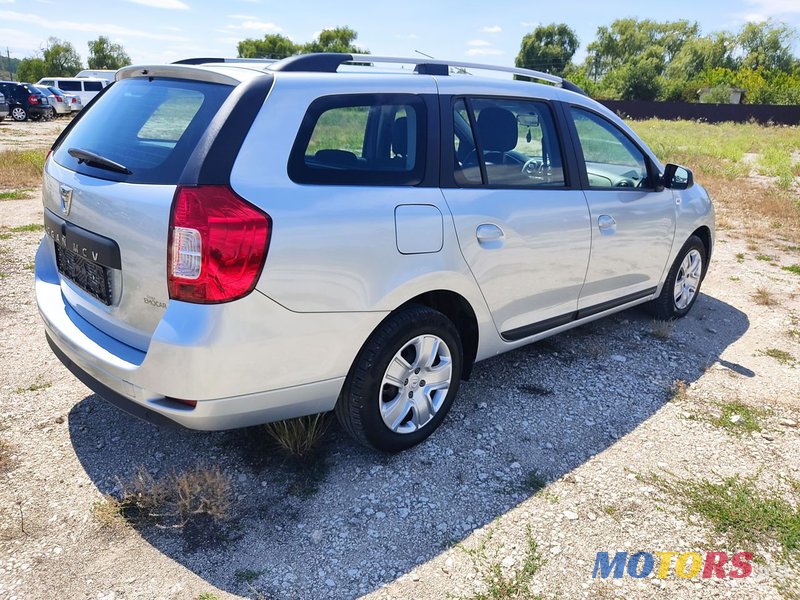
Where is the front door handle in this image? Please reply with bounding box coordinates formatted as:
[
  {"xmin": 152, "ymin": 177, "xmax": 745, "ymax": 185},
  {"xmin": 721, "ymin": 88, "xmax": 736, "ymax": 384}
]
[
  {"xmin": 476, "ymin": 223, "xmax": 504, "ymax": 247},
  {"xmin": 598, "ymin": 215, "xmax": 617, "ymax": 235}
]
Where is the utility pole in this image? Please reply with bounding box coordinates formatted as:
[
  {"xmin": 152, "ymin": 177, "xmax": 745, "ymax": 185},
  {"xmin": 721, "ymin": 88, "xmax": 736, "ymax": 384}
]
[{"xmin": 5, "ymin": 47, "xmax": 12, "ymax": 81}]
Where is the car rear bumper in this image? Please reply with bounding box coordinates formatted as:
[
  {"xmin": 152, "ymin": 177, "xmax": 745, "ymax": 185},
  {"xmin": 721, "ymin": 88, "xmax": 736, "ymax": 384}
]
[{"xmin": 35, "ymin": 238, "xmax": 386, "ymax": 430}]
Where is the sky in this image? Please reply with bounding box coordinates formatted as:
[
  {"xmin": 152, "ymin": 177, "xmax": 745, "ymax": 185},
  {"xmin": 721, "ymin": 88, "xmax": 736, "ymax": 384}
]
[{"xmin": 0, "ymin": 0, "xmax": 798, "ymax": 68}]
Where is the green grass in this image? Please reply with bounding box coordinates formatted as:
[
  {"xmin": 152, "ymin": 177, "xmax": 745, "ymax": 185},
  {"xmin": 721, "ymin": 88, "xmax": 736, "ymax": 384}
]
[
  {"xmin": 9, "ymin": 223, "xmax": 44, "ymax": 233},
  {"xmin": 0, "ymin": 148, "xmax": 48, "ymax": 188},
  {"xmin": 651, "ymin": 474, "xmax": 800, "ymax": 561},
  {"xmin": 782, "ymin": 265, "xmax": 800, "ymax": 276},
  {"xmin": 755, "ymin": 254, "xmax": 775, "ymax": 262},
  {"xmin": 197, "ymin": 594, "xmax": 221, "ymax": 600},
  {"xmin": 0, "ymin": 189, "xmax": 32, "ymax": 200},
  {"xmin": 763, "ymin": 348, "xmax": 796, "ymax": 365},
  {"xmin": 462, "ymin": 526, "xmax": 544, "ymax": 600},
  {"xmin": 15, "ymin": 379, "xmax": 52, "ymax": 394},
  {"xmin": 710, "ymin": 401, "xmax": 767, "ymax": 435}
]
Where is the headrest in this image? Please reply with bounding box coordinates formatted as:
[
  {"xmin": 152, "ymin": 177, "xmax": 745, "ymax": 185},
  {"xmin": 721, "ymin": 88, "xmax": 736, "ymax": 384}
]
[{"xmin": 476, "ymin": 107, "xmax": 517, "ymax": 152}]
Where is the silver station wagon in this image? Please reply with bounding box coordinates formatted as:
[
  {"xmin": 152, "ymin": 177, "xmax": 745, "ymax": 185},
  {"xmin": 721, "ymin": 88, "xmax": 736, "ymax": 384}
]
[{"xmin": 35, "ymin": 54, "xmax": 714, "ymax": 452}]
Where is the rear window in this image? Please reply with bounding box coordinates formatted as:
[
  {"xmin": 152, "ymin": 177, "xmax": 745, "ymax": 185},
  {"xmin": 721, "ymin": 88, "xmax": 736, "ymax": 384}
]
[
  {"xmin": 84, "ymin": 81, "xmax": 103, "ymax": 92},
  {"xmin": 58, "ymin": 80, "xmax": 81, "ymax": 92},
  {"xmin": 53, "ymin": 77, "xmax": 232, "ymax": 184}
]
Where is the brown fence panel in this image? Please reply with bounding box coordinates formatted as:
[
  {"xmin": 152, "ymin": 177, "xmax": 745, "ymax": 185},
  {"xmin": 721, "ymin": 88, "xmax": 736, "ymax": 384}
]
[{"xmin": 599, "ymin": 100, "xmax": 800, "ymax": 125}]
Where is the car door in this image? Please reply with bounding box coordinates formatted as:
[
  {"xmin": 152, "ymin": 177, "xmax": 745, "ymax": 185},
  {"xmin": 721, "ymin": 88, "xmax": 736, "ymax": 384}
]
[
  {"xmin": 566, "ymin": 106, "xmax": 676, "ymax": 312},
  {"xmin": 440, "ymin": 95, "xmax": 591, "ymax": 340}
]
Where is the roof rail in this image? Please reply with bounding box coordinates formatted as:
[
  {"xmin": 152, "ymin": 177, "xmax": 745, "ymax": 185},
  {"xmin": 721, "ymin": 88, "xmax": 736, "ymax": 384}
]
[
  {"xmin": 172, "ymin": 57, "xmax": 278, "ymax": 66},
  {"xmin": 267, "ymin": 53, "xmax": 588, "ymax": 96}
]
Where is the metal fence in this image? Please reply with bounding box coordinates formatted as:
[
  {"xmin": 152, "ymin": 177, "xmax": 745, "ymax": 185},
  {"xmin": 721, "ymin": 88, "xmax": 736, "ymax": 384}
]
[{"xmin": 599, "ymin": 100, "xmax": 800, "ymax": 125}]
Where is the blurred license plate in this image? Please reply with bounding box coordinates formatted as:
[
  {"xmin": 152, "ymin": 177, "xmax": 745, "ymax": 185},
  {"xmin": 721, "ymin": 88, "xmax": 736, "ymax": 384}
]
[{"xmin": 54, "ymin": 244, "xmax": 112, "ymax": 305}]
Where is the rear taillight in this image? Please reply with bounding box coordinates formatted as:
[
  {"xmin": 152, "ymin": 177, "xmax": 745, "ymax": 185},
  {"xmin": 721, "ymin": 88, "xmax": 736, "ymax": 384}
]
[
  {"xmin": 54, "ymin": 95, "xmax": 63, "ymax": 102},
  {"xmin": 167, "ymin": 185, "xmax": 271, "ymax": 304},
  {"xmin": 71, "ymin": 98, "xmax": 77, "ymax": 104},
  {"xmin": 28, "ymin": 95, "xmax": 39, "ymax": 104}
]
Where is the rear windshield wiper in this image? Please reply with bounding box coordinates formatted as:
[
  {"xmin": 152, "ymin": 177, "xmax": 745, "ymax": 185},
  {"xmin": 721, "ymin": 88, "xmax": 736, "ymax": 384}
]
[{"xmin": 68, "ymin": 148, "xmax": 131, "ymax": 175}]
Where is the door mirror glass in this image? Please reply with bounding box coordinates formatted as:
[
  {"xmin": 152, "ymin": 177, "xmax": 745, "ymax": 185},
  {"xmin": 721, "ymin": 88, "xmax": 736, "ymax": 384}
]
[{"xmin": 663, "ymin": 164, "xmax": 693, "ymax": 190}]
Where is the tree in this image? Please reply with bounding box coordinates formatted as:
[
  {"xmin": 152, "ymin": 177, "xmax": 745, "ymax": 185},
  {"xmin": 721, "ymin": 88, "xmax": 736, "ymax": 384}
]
[
  {"xmin": 302, "ymin": 27, "xmax": 367, "ymax": 54},
  {"xmin": 17, "ymin": 57, "xmax": 48, "ymax": 83},
  {"xmin": 515, "ymin": 23, "xmax": 578, "ymax": 77},
  {"xmin": 87, "ymin": 36, "xmax": 131, "ymax": 70},
  {"xmin": 42, "ymin": 37, "xmax": 82, "ymax": 76},
  {"xmin": 237, "ymin": 34, "xmax": 300, "ymax": 59},
  {"xmin": 737, "ymin": 20, "xmax": 795, "ymax": 72}
]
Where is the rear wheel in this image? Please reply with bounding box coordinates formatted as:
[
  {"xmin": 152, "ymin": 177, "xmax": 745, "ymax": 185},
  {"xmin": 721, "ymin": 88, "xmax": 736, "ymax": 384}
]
[
  {"xmin": 649, "ymin": 235, "xmax": 707, "ymax": 319},
  {"xmin": 336, "ymin": 305, "xmax": 463, "ymax": 452},
  {"xmin": 10, "ymin": 106, "xmax": 27, "ymax": 121}
]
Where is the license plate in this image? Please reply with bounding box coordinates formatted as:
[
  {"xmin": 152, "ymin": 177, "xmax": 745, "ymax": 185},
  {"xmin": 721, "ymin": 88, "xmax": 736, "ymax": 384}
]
[{"xmin": 54, "ymin": 244, "xmax": 113, "ymax": 305}]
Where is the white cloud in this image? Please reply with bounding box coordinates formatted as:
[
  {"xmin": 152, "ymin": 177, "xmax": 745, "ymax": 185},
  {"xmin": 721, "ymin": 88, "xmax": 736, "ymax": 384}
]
[
  {"xmin": 127, "ymin": 0, "xmax": 189, "ymax": 8},
  {"xmin": 466, "ymin": 47, "xmax": 504, "ymax": 57},
  {"xmin": 0, "ymin": 10, "xmax": 188, "ymax": 40},
  {"xmin": 481, "ymin": 25, "xmax": 502, "ymax": 33},
  {"xmin": 745, "ymin": 0, "xmax": 800, "ymax": 14},
  {"xmin": 467, "ymin": 39, "xmax": 492, "ymax": 47},
  {"xmin": 744, "ymin": 12, "xmax": 768, "ymax": 22},
  {"xmin": 227, "ymin": 19, "xmax": 283, "ymax": 33}
]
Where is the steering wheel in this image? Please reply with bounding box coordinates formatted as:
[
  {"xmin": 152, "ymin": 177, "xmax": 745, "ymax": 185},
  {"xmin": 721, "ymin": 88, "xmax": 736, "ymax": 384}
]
[{"xmin": 521, "ymin": 159, "xmax": 544, "ymax": 177}]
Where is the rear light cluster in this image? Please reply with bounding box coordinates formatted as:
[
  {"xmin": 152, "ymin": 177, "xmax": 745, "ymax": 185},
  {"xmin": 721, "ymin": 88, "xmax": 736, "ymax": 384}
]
[
  {"xmin": 167, "ymin": 185, "xmax": 271, "ymax": 304},
  {"xmin": 54, "ymin": 95, "xmax": 63, "ymax": 102},
  {"xmin": 28, "ymin": 94, "xmax": 39, "ymax": 104}
]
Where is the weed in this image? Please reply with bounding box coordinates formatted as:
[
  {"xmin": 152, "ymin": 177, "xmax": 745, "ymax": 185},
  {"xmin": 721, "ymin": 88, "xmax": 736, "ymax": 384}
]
[
  {"xmin": 0, "ymin": 233, "xmax": 11, "ymax": 240},
  {"xmin": 92, "ymin": 495, "xmax": 129, "ymax": 530},
  {"xmin": 15, "ymin": 377, "xmax": 52, "ymax": 394},
  {"xmin": 234, "ymin": 569, "xmax": 264, "ymax": 584},
  {"xmin": 263, "ymin": 413, "xmax": 329, "ymax": 457},
  {"xmin": 754, "ymin": 287, "xmax": 778, "ymax": 306},
  {"xmin": 747, "ymin": 241, "xmax": 759, "ymax": 251},
  {"xmin": 730, "ymin": 275, "xmax": 741, "ymax": 281},
  {"xmin": 763, "ymin": 348, "xmax": 796, "ymax": 365},
  {"xmin": 651, "ymin": 474, "xmax": 800, "ymax": 561},
  {"xmin": 0, "ymin": 189, "xmax": 32, "ymax": 200},
  {"xmin": 756, "ymin": 254, "xmax": 775, "ymax": 262},
  {"xmin": 710, "ymin": 401, "xmax": 767, "ymax": 435},
  {"xmin": 116, "ymin": 465, "xmax": 233, "ymax": 527},
  {"xmin": 601, "ymin": 505, "xmax": 619, "ymax": 521},
  {"xmin": 736, "ymin": 253, "xmax": 745, "ymax": 263},
  {"xmin": 669, "ymin": 379, "xmax": 688, "ymax": 402},
  {"xmin": 522, "ymin": 470, "xmax": 547, "ymax": 494},
  {"xmin": 198, "ymin": 594, "xmax": 221, "ymax": 600},
  {"xmin": 9, "ymin": 223, "xmax": 44, "ymax": 233},
  {"xmin": 0, "ymin": 148, "xmax": 48, "ymax": 188},
  {"xmin": 463, "ymin": 526, "xmax": 544, "ymax": 600},
  {"xmin": 782, "ymin": 265, "xmax": 800, "ymax": 276},
  {"xmin": 650, "ymin": 319, "xmax": 674, "ymax": 340}
]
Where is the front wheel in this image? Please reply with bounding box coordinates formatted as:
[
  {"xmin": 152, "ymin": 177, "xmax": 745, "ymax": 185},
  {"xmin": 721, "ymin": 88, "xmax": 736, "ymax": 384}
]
[
  {"xmin": 335, "ymin": 305, "xmax": 463, "ymax": 452},
  {"xmin": 649, "ymin": 235, "xmax": 707, "ymax": 319},
  {"xmin": 10, "ymin": 107, "xmax": 27, "ymax": 121}
]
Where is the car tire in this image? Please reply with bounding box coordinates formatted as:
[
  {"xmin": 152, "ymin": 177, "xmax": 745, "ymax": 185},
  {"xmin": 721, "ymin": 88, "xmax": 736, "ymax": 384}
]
[
  {"xmin": 335, "ymin": 304, "xmax": 463, "ymax": 452},
  {"xmin": 649, "ymin": 235, "xmax": 707, "ymax": 320},
  {"xmin": 10, "ymin": 107, "xmax": 27, "ymax": 122}
]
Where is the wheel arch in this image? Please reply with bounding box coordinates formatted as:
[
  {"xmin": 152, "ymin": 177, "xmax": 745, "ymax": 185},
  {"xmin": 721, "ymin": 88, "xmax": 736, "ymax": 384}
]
[{"xmin": 691, "ymin": 225, "xmax": 712, "ymax": 275}]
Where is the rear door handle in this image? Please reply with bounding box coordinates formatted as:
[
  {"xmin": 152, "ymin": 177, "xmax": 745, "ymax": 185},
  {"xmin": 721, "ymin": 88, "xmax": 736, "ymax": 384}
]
[{"xmin": 476, "ymin": 223, "xmax": 504, "ymax": 247}]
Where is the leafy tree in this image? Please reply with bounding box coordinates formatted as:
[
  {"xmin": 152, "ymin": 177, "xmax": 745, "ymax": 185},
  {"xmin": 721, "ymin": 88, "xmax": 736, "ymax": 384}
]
[
  {"xmin": 17, "ymin": 57, "xmax": 48, "ymax": 83},
  {"xmin": 302, "ymin": 27, "xmax": 367, "ymax": 54},
  {"xmin": 87, "ymin": 36, "xmax": 131, "ymax": 70},
  {"xmin": 237, "ymin": 34, "xmax": 300, "ymax": 59},
  {"xmin": 515, "ymin": 23, "xmax": 578, "ymax": 76},
  {"xmin": 42, "ymin": 37, "xmax": 82, "ymax": 76},
  {"xmin": 737, "ymin": 20, "xmax": 796, "ymax": 72},
  {"xmin": 602, "ymin": 49, "xmax": 663, "ymax": 100}
]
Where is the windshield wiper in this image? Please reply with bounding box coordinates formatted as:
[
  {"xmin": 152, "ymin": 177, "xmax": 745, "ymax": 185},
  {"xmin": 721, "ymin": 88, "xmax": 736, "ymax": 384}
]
[{"xmin": 68, "ymin": 148, "xmax": 131, "ymax": 175}]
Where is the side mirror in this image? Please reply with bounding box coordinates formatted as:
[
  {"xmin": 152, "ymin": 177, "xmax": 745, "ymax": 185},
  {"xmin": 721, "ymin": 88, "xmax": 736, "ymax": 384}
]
[{"xmin": 662, "ymin": 163, "xmax": 694, "ymax": 190}]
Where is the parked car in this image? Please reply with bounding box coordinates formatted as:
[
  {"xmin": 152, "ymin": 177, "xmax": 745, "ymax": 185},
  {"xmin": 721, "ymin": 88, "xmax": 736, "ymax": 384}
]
[
  {"xmin": 0, "ymin": 91, "xmax": 8, "ymax": 122},
  {"xmin": 35, "ymin": 54, "xmax": 715, "ymax": 452},
  {"xmin": 35, "ymin": 77, "xmax": 109, "ymax": 105},
  {"xmin": 44, "ymin": 85, "xmax": 81, "ymax": 114},
  {"xmin": 35, "ymin": 85, "xmax": 69, "ymax": 117},
  {"xmin": 76, "ymin": 69, "xmax": 117, "ymax": 83},
  {"xmin": 0, "ymin": 81, "xmax": 51, "ymax": 121}
]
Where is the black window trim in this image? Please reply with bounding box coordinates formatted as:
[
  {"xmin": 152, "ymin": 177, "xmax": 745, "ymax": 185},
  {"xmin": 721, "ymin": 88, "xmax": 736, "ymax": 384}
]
[
  {"xmin": 563, "ymin": 103, "xmax": 660, "ymax": 192},
  {"xmin": 439, "ymin": 94, "xmax": 580, "ymax": 191},
  {"xmin": 287, "ymin": 92, "xmax": 439, "ymax": 188}
]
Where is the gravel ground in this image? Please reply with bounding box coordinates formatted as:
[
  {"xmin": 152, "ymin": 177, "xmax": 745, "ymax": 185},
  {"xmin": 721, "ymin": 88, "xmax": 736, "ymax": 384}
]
[{"xmin": 1, "ymin": 119, "xmax": 799, "ymax": 599}]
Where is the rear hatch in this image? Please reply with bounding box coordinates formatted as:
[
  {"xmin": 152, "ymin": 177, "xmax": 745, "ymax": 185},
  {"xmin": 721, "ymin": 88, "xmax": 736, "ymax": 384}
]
[{"xmin": 44, "ymin": 74, "xmax": 237, "ymax": 351}]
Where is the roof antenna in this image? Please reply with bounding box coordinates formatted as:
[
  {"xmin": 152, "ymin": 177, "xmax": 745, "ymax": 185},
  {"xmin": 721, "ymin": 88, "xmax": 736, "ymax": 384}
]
[{"xmin": 414, "ymin": 50, "xmax": 435, "ymax": 59}]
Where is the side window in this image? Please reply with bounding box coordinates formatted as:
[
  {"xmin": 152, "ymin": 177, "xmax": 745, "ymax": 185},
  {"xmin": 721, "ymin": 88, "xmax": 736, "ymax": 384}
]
[
  {"xmin": 59, "ymin": 81, "xmax": 81, "ymax": 92},
  {"xmin": 570, "ymin": 108, "xmax": 649, "ymax": 189},
  {"xmin": 84, "ymin": 81, "xmax": 103, "ymax": 92},
  {"xmin": 40, "ymin": 80, "xmax": 54, "ymax": 87},
  {"xmin": 289, "ymin": 94, "xmax": 426, "ymax": 186},
  {"xmin": 453, "ymin": 97, "xmax": 566, "ymax": 187}
]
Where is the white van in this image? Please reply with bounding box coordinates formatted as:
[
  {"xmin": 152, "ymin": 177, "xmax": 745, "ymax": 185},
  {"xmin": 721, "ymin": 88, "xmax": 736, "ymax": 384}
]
[
  {"xmin": 76, "ymin": 69, "xmax": 117, "ymax": 83},
  {"xmin": 36, "ymin": 77, "xmax": 110, "ymax": 105}
]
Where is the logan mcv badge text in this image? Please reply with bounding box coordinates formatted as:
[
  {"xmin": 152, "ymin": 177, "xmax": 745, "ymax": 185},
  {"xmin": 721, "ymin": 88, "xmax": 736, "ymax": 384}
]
[{"xmin": 59, "ymin": 184, "xmax": 73, "ymax": 217}]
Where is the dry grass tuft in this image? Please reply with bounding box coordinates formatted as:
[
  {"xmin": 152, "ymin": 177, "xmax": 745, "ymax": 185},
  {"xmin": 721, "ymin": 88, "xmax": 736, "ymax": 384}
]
[
  {"xmin": 753, "ymin": 287, "xmax": 778, "ymax": 306},
  {"xmin": 0, "ymin": 148, "xmax": 49, "ymax": 188},
  {"xmin": 650, "ymin": 319, "xmax": 675, "ymax": 340},
  {"xmin": 669, "ymin": 379, "xmax": 689, "ymax": 403},
  {"xmin": 263, "ymin": 413, "xmax": 329, "ymax": 457},
  {"xmin": 92, "ymin": 495, "xmax": 129, "ymax": 530},
  {"xmin": 113, "ymin": 465, "xmax": 233, "ymax": 527}
]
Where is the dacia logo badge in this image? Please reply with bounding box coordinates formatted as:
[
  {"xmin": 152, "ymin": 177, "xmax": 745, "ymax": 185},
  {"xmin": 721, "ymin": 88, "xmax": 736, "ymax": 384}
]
[{"xmin": 59, "ymin": 184, "xmax": 73, "ymax": 216}]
